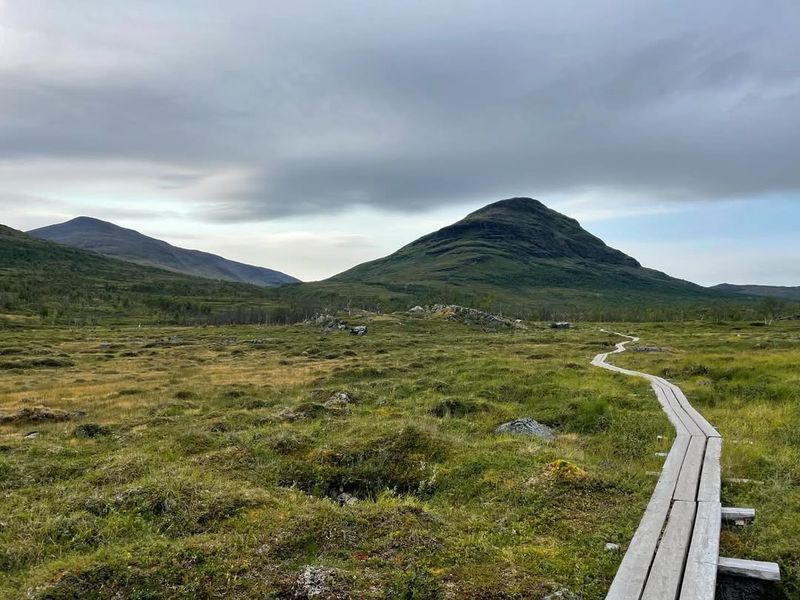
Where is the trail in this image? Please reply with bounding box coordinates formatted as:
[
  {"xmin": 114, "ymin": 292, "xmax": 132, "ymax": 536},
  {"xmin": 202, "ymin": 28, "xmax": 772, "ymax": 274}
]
[{"xmin": 591, "ymin": 331, "xmax": 721, "ymax": 600}]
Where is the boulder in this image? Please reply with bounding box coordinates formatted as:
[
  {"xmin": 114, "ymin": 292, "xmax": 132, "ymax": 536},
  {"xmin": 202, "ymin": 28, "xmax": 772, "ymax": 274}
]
[
  {"xmin": 550, "ymin": 322, "xmax": 571, "ymax": 329},
  {"xmin": 495, "ymin": 418, "xmax": 554, "ymax": 440},
  {"xmin": 349, "ymin": 326, "xmax": 368, "ymax": 336},
  {"xmin": 408, "ymin": 305, "xmax": 425, "ymax": 314}
]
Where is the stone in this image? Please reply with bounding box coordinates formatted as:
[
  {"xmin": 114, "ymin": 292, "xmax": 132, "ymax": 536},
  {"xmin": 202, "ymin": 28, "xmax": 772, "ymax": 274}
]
[
  {"xmin": 292, "ymin": 566, "xmax": 347, "ymax": 599},
  {"xmin": 550, "ymin": 322, "xmax": 571, "ymax": 329},
  {"xmin": 336, "ymin": 492, "xmax": 358, "ymax": 506},
  {"xmin": 408, "ymin": 306, "xmax": 425, "ymax": 314},
  {"xmin": 429, "ymin": 304, "xmax": 518, "ymax": 329},
  {"xmin": 349, "ymin": 326, "xmax": 368, "ymax": 336},
  {"xmin": 605, "ymin": 542, "xmax": 621, "ymax": 551},
  {"xmin": 543, "ymin": 589, "xmax": 579, "ymax": 600},
  {"xmin": 23, "ymin": 431, "xmax": 40, "ymax": 440},
  {"xmin": 495, "ymin": 418, "xmax": 554, "ymax": 440},
  {"xmin": 324, "ymin": 391, "xmax": 357, "ymax": 409}
]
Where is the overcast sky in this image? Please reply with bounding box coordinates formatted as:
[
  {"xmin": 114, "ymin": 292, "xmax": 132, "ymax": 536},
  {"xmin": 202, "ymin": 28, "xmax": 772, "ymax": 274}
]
[{"xmin": 2, "ymin": 0, "xmax": 799, "ymax": 284}]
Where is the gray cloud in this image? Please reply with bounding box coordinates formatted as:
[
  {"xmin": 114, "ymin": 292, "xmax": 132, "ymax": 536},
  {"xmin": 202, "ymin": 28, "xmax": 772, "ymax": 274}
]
[{"xmin": 1, "ymin": 0, "xmax": 799, "ymax": 220}]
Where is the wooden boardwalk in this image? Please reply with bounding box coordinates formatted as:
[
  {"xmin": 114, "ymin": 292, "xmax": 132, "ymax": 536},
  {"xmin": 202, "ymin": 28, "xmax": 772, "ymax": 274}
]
[{"xmin": 591, "ymin": 333, "xmax": 724, "ymax": 600}]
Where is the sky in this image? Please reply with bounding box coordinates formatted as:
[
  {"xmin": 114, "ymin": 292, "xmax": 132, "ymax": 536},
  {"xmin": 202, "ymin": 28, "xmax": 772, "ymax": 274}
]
[{"xmin": 1, "ymin": 0, "xmax": 799, "ymax": 285}]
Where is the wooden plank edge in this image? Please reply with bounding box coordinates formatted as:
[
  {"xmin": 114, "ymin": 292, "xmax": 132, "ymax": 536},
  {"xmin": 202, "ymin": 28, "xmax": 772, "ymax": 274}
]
[
  {"xmin": 721, "ymin": 507, "xmax": 755, "ymax": 523},
  {"xmin": 718, "ymin": 557, "xmax": 781, "ymax": 582}
]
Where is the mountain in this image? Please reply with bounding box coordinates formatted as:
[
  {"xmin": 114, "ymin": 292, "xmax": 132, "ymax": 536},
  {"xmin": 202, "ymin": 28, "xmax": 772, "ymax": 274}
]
[
  {"xmin": 318, "ymin": 198, "xmax": 720, "ymax": 314},
  {"xmin": 29, "ymin": 217, "xmax": 299, "ymax": 287},
  {"xmin": 712, "ymin": 284, "xmax": 800, "ymax": 301},
  {"xmin": 0, "ymin": 224, "xmax": 286, "ymax": 325}
]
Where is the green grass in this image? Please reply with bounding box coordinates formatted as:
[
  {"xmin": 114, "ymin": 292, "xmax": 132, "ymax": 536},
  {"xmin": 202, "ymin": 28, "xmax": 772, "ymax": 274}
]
[
  {"xmin": 0, "ymin": 317, "xmax": 796, "ymax": 598},
  {"xmin": 0, "ymin": 318, "xmax": 670, "ymax": 599}
]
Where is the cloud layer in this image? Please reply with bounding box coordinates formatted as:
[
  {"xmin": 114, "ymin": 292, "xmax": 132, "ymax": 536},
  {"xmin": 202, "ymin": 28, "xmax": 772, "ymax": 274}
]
[{"xmin": 2, "ymin": 0, "xmax": 800, "ymax": 221}]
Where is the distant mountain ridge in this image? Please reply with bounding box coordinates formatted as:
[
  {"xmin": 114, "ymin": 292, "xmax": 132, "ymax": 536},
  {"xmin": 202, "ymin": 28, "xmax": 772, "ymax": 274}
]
[
  {"xmin": 29, "ymin": 217, "xmax": 299, "ymax": 287},
  {"xmin": 712, "ymin": 283, "xmax": 800, "ymax": 301},
  {"xmin": 0, "ymin": 223, "xmax": 281, "ymax": 324}
]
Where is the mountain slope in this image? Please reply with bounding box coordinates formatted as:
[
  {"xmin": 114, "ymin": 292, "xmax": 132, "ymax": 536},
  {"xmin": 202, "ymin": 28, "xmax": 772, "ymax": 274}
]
[
  {"xmin": 712, "ymin": 283, "xmax": 800, "ymax": 301},
  {"xmin": 0, "ymin": 224, "xmax": 283, "ymax": 324},
  {"xmin": 328, "ymin": 198, "xmax": 717, "ymax": 303},
  {"xmin": 29, "ymin": 217, "xmax": 299, "ymax": 286}
]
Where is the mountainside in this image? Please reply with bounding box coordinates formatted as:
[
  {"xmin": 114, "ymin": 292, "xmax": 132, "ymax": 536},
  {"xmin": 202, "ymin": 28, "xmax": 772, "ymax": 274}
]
[
  {"xmin": 324, "ymin": 198, "xmax": 720, "ymax": 311},
  {"xmin": 712, "ymin": 283, "xmax": 800, "ymax": 301},
  {"xmin": 29, "ymin": 217, "xmax": 299, "ymax": 286},
  {"xmin": 0, "ymin": 224, "xmax": 285, "ymax": 325}
]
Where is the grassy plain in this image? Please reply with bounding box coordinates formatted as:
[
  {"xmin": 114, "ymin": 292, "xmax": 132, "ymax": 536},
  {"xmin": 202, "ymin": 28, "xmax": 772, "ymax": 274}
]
[{"xmin": 0, "ymin": 317, "xmax": 796, "ymax": 598}]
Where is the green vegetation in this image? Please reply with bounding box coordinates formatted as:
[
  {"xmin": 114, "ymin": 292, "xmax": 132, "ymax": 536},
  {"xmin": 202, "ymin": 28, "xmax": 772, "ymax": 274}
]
[
  {"xmin": 0, "ymin": 318, "xmax": 672, "ymax": 599},
  {"xmin": 0, "ymin": 316, "xmax": 797, "ymax": 598}
]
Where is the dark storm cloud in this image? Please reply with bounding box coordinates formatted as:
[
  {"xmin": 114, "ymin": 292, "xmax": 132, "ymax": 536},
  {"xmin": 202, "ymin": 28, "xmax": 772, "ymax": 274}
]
[{"xmin": 1, "ymin": 0, "xmax": 799, "ymax": 220}]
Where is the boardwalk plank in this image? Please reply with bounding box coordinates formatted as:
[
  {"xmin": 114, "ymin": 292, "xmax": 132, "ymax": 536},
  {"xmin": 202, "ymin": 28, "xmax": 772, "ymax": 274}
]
[
  {"xmin": 606, "ymin": 494, "xmax": 673, "ymax": 600},
  {"xmin": 698, "ymin": 438, "xmax": 722, "ymax": 503},
  {"xmin": 680, "ymin": 501, "xmax": 721, "ymax": 599},
  {"xmin": 674, "ymin": 436, "xmax": 706, "ymax": 502},
  {"xmin": 642, "ymin": 501, "xmax": 697, "ymax": 600},
  {"xmin": 717, "ymin": 557, "xmax": 781, "ymax": 582}
]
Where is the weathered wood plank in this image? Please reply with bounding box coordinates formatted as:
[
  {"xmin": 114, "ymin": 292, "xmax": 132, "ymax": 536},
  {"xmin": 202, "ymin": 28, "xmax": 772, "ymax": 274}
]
[
  {"xmin": 674, "ymin": 436, "xmax": 706, "ymax": 502},
  {"xmin": 659, "ymin": 380, "xmax": 718, "ymax": 436},
  {"xmin": 652, "ymin": 434, "xmax": 691, "ymax": 499},
  {"xmin": 698, "ymin": 437, "xmax": 722, "ymax": 502},
  {"xmin": 658, "ymin": 382, "xmax": 705, "ymax": 437},
  {"xmin": 642, "ymin": 501, "xmax": 697, "ymax": 600},
  {"xmin": 606, "ymin": 494, "xmax": 673, "ymax": 600},
  {"xmin": 664, "ymin": 383, "xmax": 721, "ymax": 438},
  {"xmin": 680, "ymin": 501, "xmax": 721, "ymax": 599},
  {"xmin": 651, "ymin": 383, "xmax": 691, "ymax": 435},
  {"xmin": 721, "ymin": 507, "xmax": 756, "ymax": 523},
  {"xmin": 717, "ymin": 557, "xmax": 781, "ymax": 581}
]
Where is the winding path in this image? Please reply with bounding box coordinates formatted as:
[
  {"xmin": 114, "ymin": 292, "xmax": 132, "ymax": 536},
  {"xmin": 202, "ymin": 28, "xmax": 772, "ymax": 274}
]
[{"xmin": 592, "ymin": 332, "xmax": 722, "ymax": 600}]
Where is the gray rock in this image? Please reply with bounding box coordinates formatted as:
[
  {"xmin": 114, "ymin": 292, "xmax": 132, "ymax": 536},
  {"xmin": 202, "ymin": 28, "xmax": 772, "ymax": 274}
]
[
  {"xmin": 605, "ymin": 542, "xmax": 621, "ymax": 551},
  {"xmin": 495, "ymin": 418, "xmax": 554, "ymax": 440},
  {"xmin": 23, "ymin": 431, "xmax": 40, "ymax": 440},
  {"xmin": 349, "ymin": 326, "xmax": 368, "ymax": 336},
  {"xmin": 550, "ymin": 322, "xmax": 572, "ymax": 329},
  {"xmin": 324, "ymin": 391, "xmax": 357, "ymax": 409},
  {"xmin": 292, "ymin": 566, "xmax": 347, "ymax": 599},
  {"xmin": 408, "ymin": 305, "xmax": 425, "ymax": 314},
  {"xmin": 543, "ymin": 590, "xmax": 579, "ymax": 600},
  {"xmin": 336, "ymin": 492, "xmax": 358, "ymax": 506},
  {"xmin": 430, "ymin": 304, "xmax": 518, "ymax": 329}
]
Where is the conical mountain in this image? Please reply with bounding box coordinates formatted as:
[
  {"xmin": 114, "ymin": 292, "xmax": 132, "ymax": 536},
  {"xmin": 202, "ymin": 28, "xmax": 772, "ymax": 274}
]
[
  {"xmin": 327, "ymin": 198, "xmax": 718, "ymax": 309},
  {"xmin": 30, "ymin": 217, "xmax": 298, "ymax": 286}
]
